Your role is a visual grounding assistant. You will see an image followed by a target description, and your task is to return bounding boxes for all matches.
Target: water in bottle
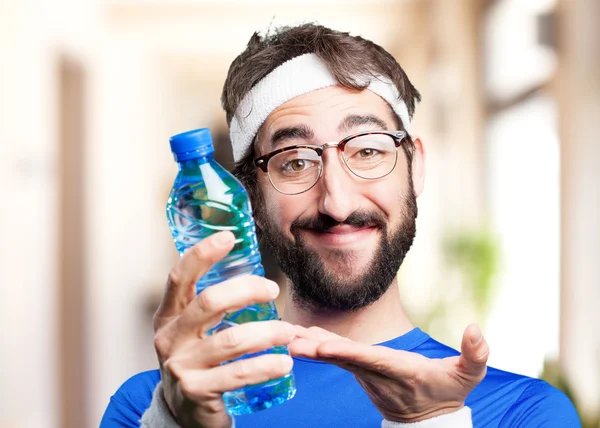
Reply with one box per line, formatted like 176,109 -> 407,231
165,128 -> 296,415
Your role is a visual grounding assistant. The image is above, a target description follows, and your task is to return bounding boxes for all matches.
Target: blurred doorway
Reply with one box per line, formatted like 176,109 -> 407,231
58,55 -> 88,428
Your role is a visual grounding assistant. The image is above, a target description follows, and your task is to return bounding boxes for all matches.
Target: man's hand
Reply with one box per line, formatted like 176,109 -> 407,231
290,325 -> 489,423
153,231 -> 296,428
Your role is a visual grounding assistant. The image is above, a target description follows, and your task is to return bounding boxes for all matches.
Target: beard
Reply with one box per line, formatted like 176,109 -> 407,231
256,186 -> 418,312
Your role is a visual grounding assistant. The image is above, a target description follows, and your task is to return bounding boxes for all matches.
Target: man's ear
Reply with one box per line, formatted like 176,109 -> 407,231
410,136 -> 426,197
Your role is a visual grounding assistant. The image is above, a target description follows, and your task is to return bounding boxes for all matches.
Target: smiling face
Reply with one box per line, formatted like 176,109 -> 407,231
252,86 -> 425,312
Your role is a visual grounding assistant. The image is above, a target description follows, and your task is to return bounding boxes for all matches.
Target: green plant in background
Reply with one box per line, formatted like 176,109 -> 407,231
442,226 -> 500,324
405,225 -> 500,344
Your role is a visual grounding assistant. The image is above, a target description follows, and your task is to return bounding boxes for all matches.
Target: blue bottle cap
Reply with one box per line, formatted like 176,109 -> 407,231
169,128 -> 215,162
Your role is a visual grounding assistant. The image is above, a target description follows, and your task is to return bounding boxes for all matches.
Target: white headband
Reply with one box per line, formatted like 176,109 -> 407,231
229,53 -> 411,162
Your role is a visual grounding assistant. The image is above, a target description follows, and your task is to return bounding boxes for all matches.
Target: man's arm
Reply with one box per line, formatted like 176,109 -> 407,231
140,383 -> 239,428
101,371 -> 161,428
101,395 -> 144,428
498,381 -> 581,427
141,382 -> 469,428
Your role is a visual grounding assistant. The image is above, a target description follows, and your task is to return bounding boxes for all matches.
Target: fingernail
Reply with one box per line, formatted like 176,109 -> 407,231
213,232 -> 234,248
266,280 -> 279,297
281,355 -> 294,371
470,331 -> 483,346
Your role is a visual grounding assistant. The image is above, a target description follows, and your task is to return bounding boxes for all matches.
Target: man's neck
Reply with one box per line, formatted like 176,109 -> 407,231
280,279 -> 414,344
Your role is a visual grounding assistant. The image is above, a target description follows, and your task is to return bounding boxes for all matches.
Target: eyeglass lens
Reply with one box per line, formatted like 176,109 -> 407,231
267,133 -> 398,195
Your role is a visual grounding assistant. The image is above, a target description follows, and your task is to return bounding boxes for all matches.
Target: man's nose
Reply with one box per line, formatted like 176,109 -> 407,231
316,150 -> 359,222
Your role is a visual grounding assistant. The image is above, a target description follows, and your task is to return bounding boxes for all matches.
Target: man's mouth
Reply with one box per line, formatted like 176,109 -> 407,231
303,225 -> 378,247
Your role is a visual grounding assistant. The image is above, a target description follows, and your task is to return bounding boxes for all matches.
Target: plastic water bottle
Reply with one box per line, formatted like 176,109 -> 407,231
165,128 -> 296,415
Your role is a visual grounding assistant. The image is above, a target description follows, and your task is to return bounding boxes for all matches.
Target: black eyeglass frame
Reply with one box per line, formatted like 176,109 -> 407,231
254,130 -> 408,173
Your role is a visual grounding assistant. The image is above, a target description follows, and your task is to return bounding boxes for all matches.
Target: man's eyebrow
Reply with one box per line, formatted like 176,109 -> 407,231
337,114 -> 389,133
269,124 -> 315,150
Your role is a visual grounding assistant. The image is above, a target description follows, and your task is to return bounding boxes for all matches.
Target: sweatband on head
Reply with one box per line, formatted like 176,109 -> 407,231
229,53 -> 411,162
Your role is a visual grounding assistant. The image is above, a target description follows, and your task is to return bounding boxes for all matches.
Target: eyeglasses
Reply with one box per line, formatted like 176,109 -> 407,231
254,130 -> 408,195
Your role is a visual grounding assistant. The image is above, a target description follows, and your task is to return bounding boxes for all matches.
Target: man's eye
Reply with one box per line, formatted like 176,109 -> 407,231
358,148 -> 379,158
282,159 -> 315,172
291,159 -> 305,171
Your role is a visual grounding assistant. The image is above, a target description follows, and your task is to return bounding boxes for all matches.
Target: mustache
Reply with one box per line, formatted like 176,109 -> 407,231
291,211 -> 387,234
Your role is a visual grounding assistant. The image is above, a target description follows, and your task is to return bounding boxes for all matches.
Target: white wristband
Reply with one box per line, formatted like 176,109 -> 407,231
382,407 -> 472,428
140,383 -> 180,427
140,382 -> 236,428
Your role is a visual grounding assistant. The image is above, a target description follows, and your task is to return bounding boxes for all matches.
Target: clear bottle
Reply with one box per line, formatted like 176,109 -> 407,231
165,128 -> 296,415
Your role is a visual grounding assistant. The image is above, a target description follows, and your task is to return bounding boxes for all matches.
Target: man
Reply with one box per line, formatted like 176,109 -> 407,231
101,24 -> 580,427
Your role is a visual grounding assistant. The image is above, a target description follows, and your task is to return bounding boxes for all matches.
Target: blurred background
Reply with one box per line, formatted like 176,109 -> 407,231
1,0 -> 598,426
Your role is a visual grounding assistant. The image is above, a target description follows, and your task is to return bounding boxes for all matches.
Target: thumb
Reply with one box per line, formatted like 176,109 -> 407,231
458,324 -> 489,382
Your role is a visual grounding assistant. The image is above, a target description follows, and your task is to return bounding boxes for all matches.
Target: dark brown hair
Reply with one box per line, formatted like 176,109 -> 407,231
221,24 -> 421,218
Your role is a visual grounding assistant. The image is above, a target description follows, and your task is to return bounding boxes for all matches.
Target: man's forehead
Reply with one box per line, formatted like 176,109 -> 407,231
256,86 -> 395,145
228,54 -> 410,162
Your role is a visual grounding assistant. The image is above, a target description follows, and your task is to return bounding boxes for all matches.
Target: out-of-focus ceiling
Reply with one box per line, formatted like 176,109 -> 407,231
105,1 -> 420,81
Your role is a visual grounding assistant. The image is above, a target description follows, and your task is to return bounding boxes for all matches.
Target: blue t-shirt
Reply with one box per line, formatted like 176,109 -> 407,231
101,328 -> 580,427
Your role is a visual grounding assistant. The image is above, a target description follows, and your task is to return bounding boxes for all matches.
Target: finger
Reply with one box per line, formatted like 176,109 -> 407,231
320,358 -> 389,383
288,337 -> 321,359
172,276 -> 280,339
458,324 -> 489,381
291,348 -> 392,387
200,320 -> 296,366
317,341 -> 424,377
289,325 -> 350,359
180,354 -> 294,399
154,231 -> 235,331
293,325 -> 348,342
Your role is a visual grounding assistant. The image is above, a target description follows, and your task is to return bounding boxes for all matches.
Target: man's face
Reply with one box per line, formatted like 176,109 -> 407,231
253,86 -> 425,312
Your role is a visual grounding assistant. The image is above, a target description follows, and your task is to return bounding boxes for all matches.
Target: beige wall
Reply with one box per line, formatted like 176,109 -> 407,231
1,1 -> 59,426
558,0 -> 600,419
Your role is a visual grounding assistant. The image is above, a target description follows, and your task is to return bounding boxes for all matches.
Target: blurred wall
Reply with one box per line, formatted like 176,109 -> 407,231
558,0 -> 600,419
1,0 -> 598,427
1,1 -> 62,426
